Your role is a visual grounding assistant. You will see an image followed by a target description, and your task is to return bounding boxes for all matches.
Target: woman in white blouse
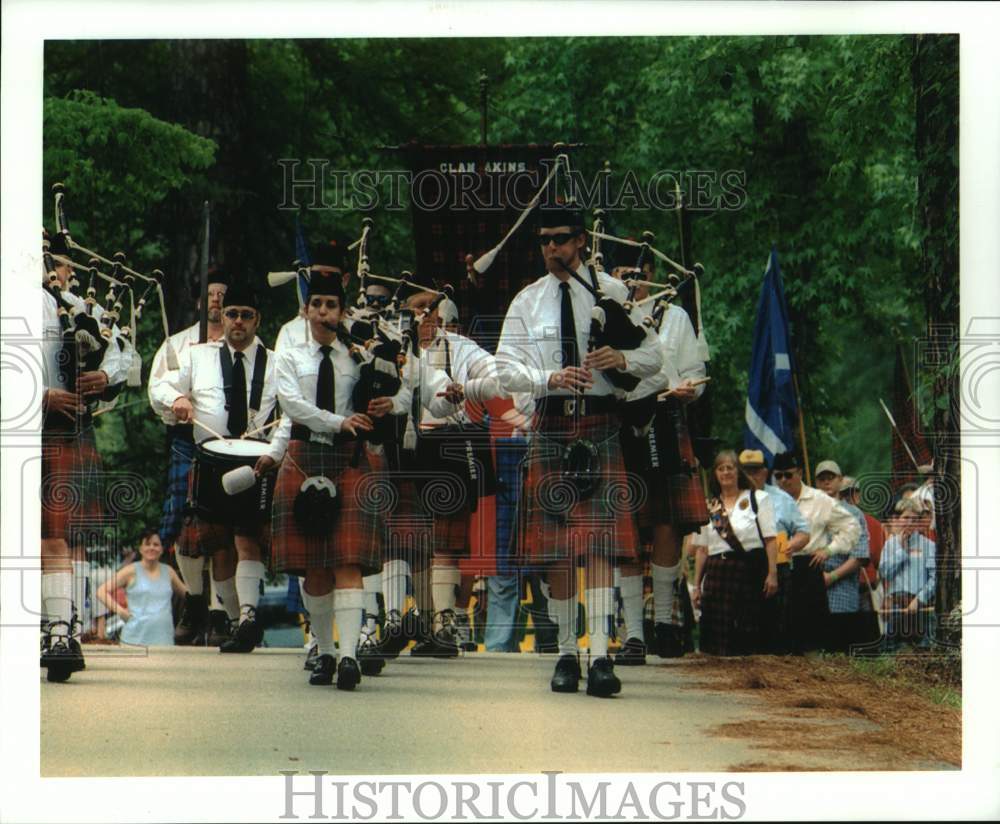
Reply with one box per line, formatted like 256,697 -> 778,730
691,450 -> 778,655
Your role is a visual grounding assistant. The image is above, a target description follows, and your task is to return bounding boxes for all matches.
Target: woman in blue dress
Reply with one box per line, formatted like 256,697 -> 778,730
97,529 -> 188,646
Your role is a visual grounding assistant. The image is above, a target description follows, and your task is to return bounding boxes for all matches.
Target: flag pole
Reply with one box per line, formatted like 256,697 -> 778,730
792,369 -> 812,486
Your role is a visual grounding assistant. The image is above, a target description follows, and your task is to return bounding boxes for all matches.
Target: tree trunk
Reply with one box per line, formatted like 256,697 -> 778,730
912,34 -> 960,648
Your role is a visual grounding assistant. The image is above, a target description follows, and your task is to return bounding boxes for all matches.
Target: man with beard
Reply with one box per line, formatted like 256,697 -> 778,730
162,284 -> 282,652
148,270 -> 228,644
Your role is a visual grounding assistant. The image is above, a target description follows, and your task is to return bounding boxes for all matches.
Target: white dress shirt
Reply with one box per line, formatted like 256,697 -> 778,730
692,489 -> 777,556
274,314 -> 310,354
147,322 -> 207,424
421,329 -> 505,426
42,286 -> 127,391
794,483 -> 862,557
495,266 -> 661,398
626,302 -> 706,401
161,338 -> 278,448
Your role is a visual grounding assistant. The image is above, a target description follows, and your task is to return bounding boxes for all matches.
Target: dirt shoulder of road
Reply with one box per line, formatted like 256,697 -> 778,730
675,652 -> 961,771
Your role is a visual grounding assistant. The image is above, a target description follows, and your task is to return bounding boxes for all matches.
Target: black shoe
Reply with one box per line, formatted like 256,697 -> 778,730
550,653 -> 582,693
358,632 -> 385,676
376,610 -> 410,659
654,622 -> 685,659
411,610 -> 459,658
207,610 -> 233,646
219,611 -> 263,653
303,642 -> 320,671
174,593 -> 208,645
586,656 -> 622,697
614,637 -> 647,666
42,635 -> 84,683
309,654 -> 336,685
455,612 -> 478,652
336,656 -> 362,691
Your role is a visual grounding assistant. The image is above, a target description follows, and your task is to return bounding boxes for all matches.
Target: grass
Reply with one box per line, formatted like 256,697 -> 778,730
842,649 -> 962,708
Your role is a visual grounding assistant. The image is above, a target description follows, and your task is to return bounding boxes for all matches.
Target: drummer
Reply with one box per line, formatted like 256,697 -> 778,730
162,283 -> 282,653
268,270 -> 439,689
406,281 -> 506,657
612,262 -> 709,665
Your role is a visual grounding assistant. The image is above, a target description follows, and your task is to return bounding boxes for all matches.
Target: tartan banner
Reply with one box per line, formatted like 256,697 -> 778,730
401,143 -> 575,352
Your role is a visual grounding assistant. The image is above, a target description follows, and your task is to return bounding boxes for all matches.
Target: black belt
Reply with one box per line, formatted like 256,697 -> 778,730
166,423 -> 194,441
290,423 -> 353,445
716,546 -> 764,561
537,395 -> 620,418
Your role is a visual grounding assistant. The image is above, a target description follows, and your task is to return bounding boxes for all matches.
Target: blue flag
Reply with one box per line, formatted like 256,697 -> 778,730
294,214 -> 310,307
744,249 -> 798,465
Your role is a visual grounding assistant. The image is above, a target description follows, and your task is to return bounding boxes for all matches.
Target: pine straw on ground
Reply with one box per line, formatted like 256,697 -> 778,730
674,653 -> 961,771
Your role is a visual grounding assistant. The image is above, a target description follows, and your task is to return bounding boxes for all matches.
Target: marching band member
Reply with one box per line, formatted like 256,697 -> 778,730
148,269 -> 228,644
406,283 -> 506,656
274,240 -> 351,354
161,284 -> 281,653
41,232 -> 128,681
495,204 -> 662,697
269,270 -> 416,688
612,264 -> 709,665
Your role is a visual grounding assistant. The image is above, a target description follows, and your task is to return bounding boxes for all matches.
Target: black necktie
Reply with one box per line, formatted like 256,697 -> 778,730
228,351 -> 248,436
559,281 -> 579,368
317,345 -> 336,413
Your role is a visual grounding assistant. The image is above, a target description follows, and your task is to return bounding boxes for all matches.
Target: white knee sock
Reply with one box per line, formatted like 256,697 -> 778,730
651,562 -> 682,625
176,555 -> 205,596
214,576 -> 240,621
236,560 -> 266,621
301,589 -> 335,656
548,595 -> 578,657
334,588 -> 364,661
209,571 -> 222,611
362,573 -> 381,632
431,566 -> 461,614
71,560 -> 89,628
42,572 -> 74,638
586,587 -> 614,658
619,574 -> 645,643
382,559 -> 409,619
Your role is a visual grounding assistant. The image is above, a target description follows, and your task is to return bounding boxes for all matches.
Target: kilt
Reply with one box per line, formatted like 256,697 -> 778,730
272,438 -> 381,577
418,422 -> 499,574
158,429 -> 195,550
698,547 -> 768,656
621,400 -> 709,539
41,426 -> 105,545
517,412 -> 640,566
176,460 -> 269,559
787,555 -> 831,653
367,448 -> 428,565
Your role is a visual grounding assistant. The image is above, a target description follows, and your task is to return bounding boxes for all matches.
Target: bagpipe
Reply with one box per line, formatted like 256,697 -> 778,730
42,183 -> 174,418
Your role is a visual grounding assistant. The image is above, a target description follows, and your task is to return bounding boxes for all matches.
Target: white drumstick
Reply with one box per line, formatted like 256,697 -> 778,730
657,377 -> 711,401
243,417 -> 282,438
192,416 -> 227,441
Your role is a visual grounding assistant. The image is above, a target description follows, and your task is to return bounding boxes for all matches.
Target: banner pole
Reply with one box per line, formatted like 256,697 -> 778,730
792,370 -> 811,486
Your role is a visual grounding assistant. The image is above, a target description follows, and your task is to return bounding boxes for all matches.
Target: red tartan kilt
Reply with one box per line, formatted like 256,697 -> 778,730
518,413 -> 640,566
699,548 -> 768,656
271,439 -> 381,576
41,428 -> 105,543
175,463 -> 268,559
459,493 -> 497,576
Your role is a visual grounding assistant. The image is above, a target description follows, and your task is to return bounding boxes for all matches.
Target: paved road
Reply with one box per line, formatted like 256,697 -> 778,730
43,646 -> 869,777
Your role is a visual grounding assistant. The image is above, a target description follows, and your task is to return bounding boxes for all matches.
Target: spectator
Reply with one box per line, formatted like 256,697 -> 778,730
772,452 -> 860,653
880,498 -> 937,650
839,477 -> 886,615
814,461 -> 873,653
97,530 -> 189,647
738,449 -> 810,654
691,450 -> 778,656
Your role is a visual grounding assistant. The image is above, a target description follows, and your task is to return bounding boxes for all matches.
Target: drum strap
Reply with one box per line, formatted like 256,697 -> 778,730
219,344 -> 268,418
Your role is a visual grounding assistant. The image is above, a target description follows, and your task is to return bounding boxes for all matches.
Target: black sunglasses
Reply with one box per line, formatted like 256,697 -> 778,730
366,294 -> 391,307
773,470 -> 798,480
538,232 -> 578,247
224,309 -> 256,321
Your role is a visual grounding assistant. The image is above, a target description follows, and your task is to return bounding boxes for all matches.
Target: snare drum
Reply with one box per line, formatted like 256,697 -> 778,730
192,437 -> 274,525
